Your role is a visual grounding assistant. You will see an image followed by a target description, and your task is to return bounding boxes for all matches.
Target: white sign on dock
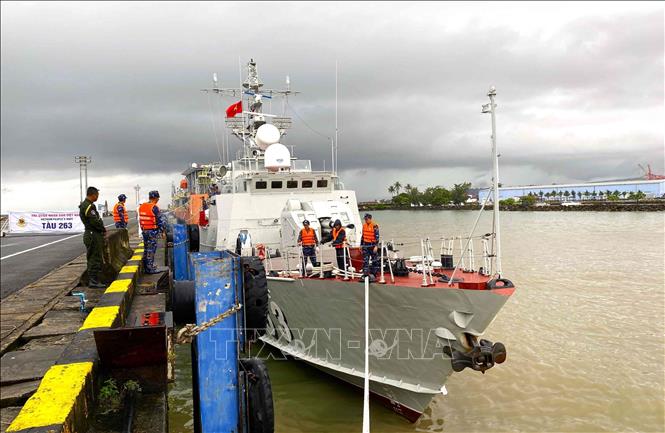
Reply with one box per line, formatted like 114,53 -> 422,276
8,211 -> 84,234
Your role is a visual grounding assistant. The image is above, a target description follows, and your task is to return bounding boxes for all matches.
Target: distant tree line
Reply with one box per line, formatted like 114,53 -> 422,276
522,189 -> 647,202
496,189 -> 649,207
387,181 -> 471,206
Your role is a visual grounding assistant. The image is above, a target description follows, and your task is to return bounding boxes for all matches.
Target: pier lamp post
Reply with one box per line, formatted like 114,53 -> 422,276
74,156 -> 92,202
134,184 -> 141,206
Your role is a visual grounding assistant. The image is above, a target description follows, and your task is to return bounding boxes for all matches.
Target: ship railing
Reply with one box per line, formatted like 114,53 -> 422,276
277,236 -> 493,284
386,234 -> 495,277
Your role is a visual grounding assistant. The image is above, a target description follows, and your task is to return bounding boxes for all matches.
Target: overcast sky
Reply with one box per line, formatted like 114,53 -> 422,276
1,1 -> 663,211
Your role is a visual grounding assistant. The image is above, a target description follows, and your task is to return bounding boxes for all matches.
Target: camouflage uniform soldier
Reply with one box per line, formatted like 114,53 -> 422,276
79,186 -> 107,288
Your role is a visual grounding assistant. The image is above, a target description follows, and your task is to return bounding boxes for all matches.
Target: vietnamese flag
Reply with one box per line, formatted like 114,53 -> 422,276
226,100 -> 242,118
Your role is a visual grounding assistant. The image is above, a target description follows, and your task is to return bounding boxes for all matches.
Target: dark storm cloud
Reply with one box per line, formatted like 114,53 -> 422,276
1,2 -> 663,191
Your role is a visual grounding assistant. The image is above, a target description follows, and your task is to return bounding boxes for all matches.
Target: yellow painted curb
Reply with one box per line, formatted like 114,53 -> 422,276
138,242 -> 144,247
79,306 -> 120,330
130,254 -> 143,261
7,362 -> 93,431
120,265 -> 139,274
134,248 -> 144,253
104,279 -> 133,294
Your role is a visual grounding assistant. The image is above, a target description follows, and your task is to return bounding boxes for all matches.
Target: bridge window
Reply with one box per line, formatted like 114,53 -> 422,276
255,181 -> 267,190
287,180 -> 298,189
302,180 -> 313,188
317,179 -> 328,188
271,181 -> 283,189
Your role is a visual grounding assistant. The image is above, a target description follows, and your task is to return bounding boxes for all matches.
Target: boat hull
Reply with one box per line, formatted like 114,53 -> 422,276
259,276 -> 513,422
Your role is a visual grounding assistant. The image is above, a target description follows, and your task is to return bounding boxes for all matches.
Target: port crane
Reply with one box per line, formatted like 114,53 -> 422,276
638,164 -> 665,180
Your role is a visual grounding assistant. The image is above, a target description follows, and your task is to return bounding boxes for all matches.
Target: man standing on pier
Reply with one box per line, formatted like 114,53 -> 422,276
113,194 -> 129,229
79,186 -> 107,288
138,190 -> 165,274
361,213 -> 380,280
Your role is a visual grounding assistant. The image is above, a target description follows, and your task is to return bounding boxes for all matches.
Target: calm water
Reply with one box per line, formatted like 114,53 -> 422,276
169,210 -> 665,433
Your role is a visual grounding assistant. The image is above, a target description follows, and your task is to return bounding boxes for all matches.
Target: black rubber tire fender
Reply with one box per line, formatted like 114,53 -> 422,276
486,278 -> 515,289
240,256 -> 268,338
172,280 -> 195,325
187,224 -> 200,252
240,358 -> 274,433
165,225 -> 174,267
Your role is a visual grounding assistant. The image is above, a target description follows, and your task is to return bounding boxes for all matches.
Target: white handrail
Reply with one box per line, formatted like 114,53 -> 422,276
379,240 -> 386,284
343,244 -> 350,280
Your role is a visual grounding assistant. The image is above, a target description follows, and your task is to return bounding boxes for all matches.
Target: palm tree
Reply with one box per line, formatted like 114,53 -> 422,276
584,190 -> 590,200
591,191 -> 597,200
557,191 -> 563,201
569,190 -> 576,201
563,190 -> 570,201
635,190 -> 645,203
539,191 -> 544,201
388,185 -> 396,196
393,181 -> 402,195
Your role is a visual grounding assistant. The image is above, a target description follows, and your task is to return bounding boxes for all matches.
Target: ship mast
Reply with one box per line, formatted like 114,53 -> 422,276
483,86 -> 502,276
203,59 -> 297,161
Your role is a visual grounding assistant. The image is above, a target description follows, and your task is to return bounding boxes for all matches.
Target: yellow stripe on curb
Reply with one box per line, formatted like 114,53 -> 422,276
79,306 -> 120,330
7,362 -> 93,431
120,265 -> 139,274
138,242 -> 144,247
130,254 -> 143,261
134,248 -> 144,253
104,279 -> 133,294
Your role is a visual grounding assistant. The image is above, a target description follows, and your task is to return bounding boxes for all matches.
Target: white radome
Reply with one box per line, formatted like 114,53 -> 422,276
264,143 -> 291,171
256,124 -> 281,150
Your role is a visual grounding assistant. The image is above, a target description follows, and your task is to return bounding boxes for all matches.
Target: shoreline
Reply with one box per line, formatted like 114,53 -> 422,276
358,201 -> 665,212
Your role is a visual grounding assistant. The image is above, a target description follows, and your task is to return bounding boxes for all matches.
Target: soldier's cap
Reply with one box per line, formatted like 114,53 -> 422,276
87,186 -> 100,195
118,194 -> 127,201
303,219 -> 310,225
333,219 -> 342,227
364,213 -> 372,219
149,190 -> 160,199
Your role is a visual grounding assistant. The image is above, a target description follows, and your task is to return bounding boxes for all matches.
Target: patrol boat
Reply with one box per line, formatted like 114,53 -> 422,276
182,59 -> 515,422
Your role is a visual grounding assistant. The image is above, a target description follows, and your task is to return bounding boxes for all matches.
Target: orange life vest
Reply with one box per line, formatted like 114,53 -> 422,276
332,227 -> 345,248
139,202 -> 158,230
362,221 -> 378,243
300,227 -> 317,246
113,202 -> 129,223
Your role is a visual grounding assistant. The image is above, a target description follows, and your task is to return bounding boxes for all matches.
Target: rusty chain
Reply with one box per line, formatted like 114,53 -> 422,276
176,303 -> 243,344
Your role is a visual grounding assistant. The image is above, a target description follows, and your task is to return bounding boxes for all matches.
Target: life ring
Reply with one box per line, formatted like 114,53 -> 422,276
256,243 -> 266,261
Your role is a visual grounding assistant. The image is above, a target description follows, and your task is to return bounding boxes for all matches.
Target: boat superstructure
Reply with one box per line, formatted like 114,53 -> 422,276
179,59 -> 515,422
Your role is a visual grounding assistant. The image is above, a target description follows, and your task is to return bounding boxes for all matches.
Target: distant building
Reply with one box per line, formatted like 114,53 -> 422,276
478,179 -> 665,202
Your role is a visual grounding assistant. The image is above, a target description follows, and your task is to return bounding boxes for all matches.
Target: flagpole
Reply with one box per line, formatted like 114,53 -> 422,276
335,60 -> 339,175
239,58 -> 246,152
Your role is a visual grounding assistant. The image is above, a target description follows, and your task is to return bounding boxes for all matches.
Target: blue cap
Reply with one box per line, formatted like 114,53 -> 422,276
303,219 -> 310,225
149,190 -> 160,199
364,213 -> 372,219
118,194 -> 127,201
334,219 -> 342,227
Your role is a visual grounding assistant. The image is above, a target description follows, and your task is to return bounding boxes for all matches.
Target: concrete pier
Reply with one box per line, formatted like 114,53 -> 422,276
0,221 -> 173,433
